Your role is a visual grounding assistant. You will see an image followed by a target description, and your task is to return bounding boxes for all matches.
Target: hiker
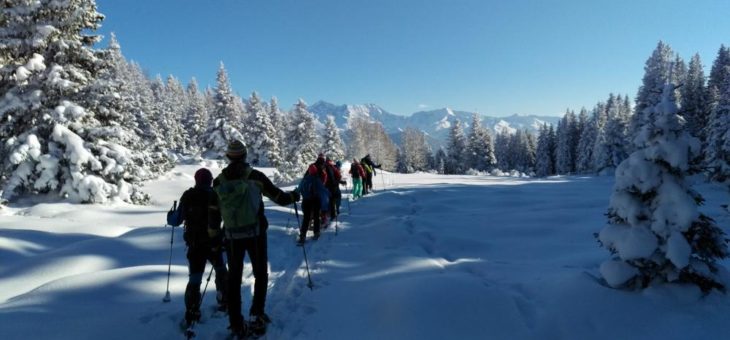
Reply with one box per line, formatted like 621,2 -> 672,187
209,140 -> 300,338
324,157 -> 345,220
334,160 -> 346,215
360,154 -> 381,194
349,159 -> 365,199
167,168 -> 228,327
297,164 -> 330,243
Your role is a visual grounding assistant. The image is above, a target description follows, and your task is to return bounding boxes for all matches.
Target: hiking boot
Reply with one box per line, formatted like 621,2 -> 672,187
249,314 -> 268,336
229,319 -> 248,340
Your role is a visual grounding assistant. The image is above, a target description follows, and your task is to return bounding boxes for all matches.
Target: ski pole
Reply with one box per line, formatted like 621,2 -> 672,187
294,202 -> 314,290
163,200 -> 177,303
185,265 -> 215,339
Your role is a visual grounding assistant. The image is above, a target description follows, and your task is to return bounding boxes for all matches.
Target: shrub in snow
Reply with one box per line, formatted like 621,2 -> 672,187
597,83 -> 728,293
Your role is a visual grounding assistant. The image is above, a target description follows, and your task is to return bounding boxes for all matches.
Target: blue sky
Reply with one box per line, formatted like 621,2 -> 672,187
96,0 -> 730,117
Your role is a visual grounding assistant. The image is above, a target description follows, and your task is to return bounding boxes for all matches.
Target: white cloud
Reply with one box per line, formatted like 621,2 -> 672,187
418,104 -> 429,109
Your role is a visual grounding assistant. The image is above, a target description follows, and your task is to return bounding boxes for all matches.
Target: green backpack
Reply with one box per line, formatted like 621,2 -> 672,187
213,167 -> 262,239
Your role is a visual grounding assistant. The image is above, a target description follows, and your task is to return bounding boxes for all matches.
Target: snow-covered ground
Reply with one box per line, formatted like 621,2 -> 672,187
1,162 -> 729,340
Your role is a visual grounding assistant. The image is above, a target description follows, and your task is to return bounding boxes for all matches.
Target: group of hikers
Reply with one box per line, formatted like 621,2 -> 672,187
166,140 -> 380,339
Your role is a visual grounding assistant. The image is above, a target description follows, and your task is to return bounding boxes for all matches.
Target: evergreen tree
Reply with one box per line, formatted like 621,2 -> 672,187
604,94 -> 630,171
494,130 -> 511,171
555,110 -> 576,174
164,75 -> 188,153
535,124 -> 554,177
707,45 -> 730,100
202,63 -> 244,157
322,115 -> 346,162
0,0 -> 150,203
575,107 -> 597,173
631,41 -> 676,142
681,54 -> 709,143
184,78 -> 208,152
445,119 -> 468,174
467,114 -> 496,172
434,147 -> 447,174
277,99 -> 319,182
245,91 -> 281,166
705,66 -> 730,182
598,83 -> 728,292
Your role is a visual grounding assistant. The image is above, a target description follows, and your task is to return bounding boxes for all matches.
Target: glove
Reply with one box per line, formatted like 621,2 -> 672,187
290,190 -> 301,202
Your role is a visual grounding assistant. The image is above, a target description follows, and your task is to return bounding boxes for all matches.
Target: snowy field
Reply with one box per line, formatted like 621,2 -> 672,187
1,162 -> 730,340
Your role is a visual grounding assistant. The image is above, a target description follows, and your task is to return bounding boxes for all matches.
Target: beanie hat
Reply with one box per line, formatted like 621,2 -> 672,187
194,168 -> 213,187
226,140 -> 247,159
335,160 -> 342,168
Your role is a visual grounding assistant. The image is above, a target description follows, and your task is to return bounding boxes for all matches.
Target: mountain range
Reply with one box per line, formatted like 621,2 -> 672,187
308,100 -> 561,147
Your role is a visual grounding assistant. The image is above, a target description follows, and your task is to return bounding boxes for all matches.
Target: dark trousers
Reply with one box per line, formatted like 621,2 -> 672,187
226,233 -> 268,329
366,173 -> 373,192
300,198 -> 321,237
328,190 -> 341,218
185,246 -> 227,312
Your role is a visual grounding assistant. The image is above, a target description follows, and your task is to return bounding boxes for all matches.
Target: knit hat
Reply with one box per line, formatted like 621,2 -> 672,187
194,168 -> 213,187
226,140 -> 247,160
335,160 -> 342,168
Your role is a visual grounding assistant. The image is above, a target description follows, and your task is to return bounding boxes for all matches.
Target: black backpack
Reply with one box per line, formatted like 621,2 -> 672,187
181,187 -> 211,246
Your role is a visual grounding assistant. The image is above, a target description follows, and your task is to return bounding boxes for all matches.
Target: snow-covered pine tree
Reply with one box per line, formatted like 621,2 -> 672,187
0,0 -> 151,203
201,63 -> 245,158
321,115 -> 346,162
597,82 -> 728,292
276,99 -> 319,182
245,91 -> 281,167
164,75 -> 188,153
681,54 -> 709,143
184,78 -> 208,152
705,65 -> 730,182
434,147 -> 447,174
604,94 -> 630,171
467,113 -> 496,172
631,41 -> 676,144
445,119 -> 468,174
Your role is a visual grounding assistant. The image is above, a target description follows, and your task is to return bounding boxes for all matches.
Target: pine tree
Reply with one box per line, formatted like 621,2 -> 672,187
535,124 -> 554,177
681,54 -> 709,143
598,82 -> 728,292
494,130 -> 511,171
322,115 -> 346,162
631,41 -> 676,142
467,114 -> 496,172
555,110 -> 576,174
277,99 -> 319,182
445,119 -> 468,174
434,147 -> 447,174
0,0 -> 150,203
184,78 -> 208,152
705,66 -> 730,182
245,91 -> 281,166
604,95 -> 629,170
575,107 -> 597,173
202,63 -> 244,157
164,75 -> 188,153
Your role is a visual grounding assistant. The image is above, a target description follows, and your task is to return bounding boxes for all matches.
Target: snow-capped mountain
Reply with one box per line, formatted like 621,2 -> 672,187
308,100 -> 561,147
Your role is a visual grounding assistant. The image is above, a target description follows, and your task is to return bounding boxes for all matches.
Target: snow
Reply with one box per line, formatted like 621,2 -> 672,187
1,163 -> 730,339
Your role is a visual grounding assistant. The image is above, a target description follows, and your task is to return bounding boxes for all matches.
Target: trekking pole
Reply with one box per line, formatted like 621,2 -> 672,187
294,202 -> 314,290
335,215 -> 339,236
185,265 -> 215,339
163,200 -> 177,303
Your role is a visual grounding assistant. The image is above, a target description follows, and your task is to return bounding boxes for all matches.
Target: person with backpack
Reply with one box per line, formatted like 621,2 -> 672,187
297,163 -> 329,244
209,140 -> 300,339
167,168 -> 228,327
360,154 -> 381,194
349,159 -> 365,199
324,156 -> 345,221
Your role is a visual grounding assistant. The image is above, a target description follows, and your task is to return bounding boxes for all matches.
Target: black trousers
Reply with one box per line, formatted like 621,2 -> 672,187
226,231 -> 268,329
300,198 -> 321,237
185,245 -> 227,312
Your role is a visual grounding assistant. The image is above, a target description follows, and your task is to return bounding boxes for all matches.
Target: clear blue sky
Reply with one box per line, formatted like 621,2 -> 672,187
96,0 -> 730,117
